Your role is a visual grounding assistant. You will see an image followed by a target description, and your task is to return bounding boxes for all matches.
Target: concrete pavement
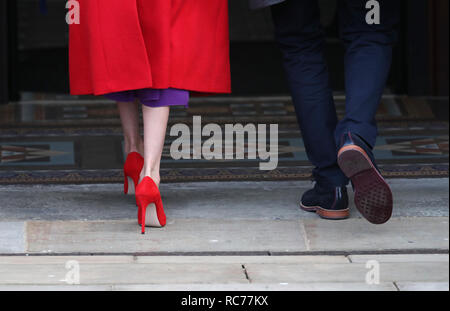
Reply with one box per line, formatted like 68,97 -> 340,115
0,178 -> 448,290
0,179 -> 448,221
0,254 -> 447,291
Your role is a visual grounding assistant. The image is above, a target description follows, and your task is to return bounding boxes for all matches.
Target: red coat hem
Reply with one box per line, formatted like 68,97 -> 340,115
69,1 -> 231,98
70,83 -> 231,97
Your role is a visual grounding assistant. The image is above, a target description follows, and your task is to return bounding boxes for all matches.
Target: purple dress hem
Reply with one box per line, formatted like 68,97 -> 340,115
103,88 -> 189,108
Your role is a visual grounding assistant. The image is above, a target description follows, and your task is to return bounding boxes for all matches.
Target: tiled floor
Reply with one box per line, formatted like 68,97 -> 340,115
0,95 -> 448,184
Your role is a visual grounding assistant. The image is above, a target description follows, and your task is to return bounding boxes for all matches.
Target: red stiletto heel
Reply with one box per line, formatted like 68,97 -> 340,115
123,152 -> 144,195
135,177 -> 166,234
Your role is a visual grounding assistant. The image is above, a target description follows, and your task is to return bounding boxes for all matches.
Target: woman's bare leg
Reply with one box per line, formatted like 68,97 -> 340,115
117,101 -> 144,156
140,105 -> 170,186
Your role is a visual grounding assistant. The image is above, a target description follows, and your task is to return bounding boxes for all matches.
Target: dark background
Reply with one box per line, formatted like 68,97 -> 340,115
0,0 -> 449,113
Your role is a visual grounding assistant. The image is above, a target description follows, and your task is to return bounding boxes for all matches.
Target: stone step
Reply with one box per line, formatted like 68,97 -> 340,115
0,179 -> 448,221
1,217 -> 448,254
0,255 -> 447,290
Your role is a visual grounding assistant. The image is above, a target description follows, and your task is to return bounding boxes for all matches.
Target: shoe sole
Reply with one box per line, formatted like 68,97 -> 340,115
338,145 -> 393,224
300,203 -> 349,220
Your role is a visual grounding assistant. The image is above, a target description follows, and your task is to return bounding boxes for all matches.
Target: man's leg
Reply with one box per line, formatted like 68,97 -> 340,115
336,0 -> 400,147
336,0 -> 400,224
271,0 -> 348,188
271,0 -> 349,220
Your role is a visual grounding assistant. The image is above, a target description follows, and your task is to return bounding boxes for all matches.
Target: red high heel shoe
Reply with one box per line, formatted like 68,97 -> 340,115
136,177 -> 166,234
123,152 -> 144,195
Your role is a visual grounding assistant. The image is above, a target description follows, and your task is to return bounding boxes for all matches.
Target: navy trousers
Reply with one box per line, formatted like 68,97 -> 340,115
271,0 -> 400,187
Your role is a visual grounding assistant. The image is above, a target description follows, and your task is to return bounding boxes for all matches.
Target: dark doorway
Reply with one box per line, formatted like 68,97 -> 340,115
0,0 -> 443,101
0,0 -> 9,105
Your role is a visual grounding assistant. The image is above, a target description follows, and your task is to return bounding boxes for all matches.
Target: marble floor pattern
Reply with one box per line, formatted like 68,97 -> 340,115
0,95 -> 448,184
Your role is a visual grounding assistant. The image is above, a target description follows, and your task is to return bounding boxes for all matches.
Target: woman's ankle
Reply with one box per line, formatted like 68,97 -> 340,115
141,170 -> 161,187
140,168 -> 160,186
124,140 -> 144,156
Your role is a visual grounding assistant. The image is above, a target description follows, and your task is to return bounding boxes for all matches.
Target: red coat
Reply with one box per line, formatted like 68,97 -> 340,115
69,0 -> 231,96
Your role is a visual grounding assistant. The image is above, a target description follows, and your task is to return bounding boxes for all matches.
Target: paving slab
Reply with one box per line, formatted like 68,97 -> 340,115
135,255 -> 349,264
245,262 -> 449,284
0,222 -> 26,253
349,254 -> 449,263
0,255 -> 446,289
0,255 -> 135,265
388,178 -> 449,217
25,219 -> 306,254
0,285 -> 113,291
18,217 -> 450,255
112,282 -> 397,291
0,182 -> 307,221
303,217 -> 449,252
0,263 -> 247,285
0,283 -> 397,291
0,179 -> 448,221
0,255 -> 348,265
396,282 -> 449,291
